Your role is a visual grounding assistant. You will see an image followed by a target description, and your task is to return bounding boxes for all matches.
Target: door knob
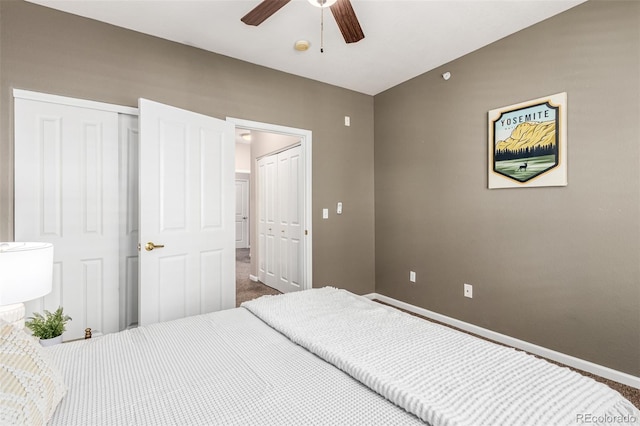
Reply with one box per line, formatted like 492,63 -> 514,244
145,242 -> 165,251
243,216 -> 248,220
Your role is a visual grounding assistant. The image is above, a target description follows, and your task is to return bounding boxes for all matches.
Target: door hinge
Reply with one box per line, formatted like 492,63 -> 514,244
305,230 -> 308,236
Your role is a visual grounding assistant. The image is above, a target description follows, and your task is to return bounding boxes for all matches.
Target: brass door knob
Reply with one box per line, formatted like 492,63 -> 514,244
145,242 -> 165,251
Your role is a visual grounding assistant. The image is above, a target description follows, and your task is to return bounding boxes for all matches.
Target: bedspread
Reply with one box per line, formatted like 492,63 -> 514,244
46,307 -> 424,425
243,287 -> 640,426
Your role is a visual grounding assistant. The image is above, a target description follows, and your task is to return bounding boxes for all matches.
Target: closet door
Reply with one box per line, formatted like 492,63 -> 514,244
257,155 -> 278,288
138,99 -> 235,326
119,114 -> 139,330
276,146 -> 303,292
257,146 -> 302,294
15,98 -> 120,340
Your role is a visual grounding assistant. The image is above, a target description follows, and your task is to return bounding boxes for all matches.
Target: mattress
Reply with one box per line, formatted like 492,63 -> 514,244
46,306 -> 423,425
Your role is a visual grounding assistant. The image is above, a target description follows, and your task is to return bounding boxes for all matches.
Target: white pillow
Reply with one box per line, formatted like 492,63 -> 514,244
0,319 -> 67,425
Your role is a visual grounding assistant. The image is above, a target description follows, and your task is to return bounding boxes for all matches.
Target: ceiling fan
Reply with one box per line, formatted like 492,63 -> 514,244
241,0 -> 365,44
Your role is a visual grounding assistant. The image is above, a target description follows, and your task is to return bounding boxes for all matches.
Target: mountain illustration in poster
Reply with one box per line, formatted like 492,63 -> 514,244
492,101 -> 559,183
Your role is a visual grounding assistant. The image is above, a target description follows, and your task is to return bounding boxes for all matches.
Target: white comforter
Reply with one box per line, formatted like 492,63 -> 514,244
47,307 -> 423,425
243,287 -> 640,426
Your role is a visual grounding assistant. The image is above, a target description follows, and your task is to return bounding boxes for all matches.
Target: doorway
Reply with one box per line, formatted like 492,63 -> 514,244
228,117 -> 313,298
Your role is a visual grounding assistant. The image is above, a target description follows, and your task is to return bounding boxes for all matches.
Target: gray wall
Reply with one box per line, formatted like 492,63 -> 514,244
374,1 -> 640,376
0,0 -> 376,295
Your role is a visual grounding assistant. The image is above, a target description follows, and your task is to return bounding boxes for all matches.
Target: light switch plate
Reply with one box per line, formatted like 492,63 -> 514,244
322,208 -> 329,219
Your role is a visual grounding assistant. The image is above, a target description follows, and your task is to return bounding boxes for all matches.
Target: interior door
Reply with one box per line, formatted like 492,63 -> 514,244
138,99 -> 235,326
235,178 -> 249,249
257,155 -> 277,287
276,146 -> 303,292
119,114 -> 139,330
257,146 -> 302,293
14,98 -> 120,340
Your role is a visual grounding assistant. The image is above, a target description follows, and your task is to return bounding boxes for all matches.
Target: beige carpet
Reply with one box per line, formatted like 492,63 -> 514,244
236,248 -> 280,307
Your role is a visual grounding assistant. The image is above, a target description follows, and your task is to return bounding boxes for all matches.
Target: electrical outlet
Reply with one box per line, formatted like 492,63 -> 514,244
464,283 -> 473,298
409,271 -> 416,283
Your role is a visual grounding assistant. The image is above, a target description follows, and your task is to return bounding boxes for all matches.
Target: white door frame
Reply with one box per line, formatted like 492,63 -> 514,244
227,117 -> 312,291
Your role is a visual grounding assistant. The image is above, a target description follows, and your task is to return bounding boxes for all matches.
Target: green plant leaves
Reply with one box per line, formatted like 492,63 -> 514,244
25,306 -> 72,340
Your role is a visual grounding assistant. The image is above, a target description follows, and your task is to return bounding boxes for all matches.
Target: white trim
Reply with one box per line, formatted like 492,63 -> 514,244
227,117 -> 313,292
13,89 -> 138,116
249,274 -> 259,282
364,292 -> 640,389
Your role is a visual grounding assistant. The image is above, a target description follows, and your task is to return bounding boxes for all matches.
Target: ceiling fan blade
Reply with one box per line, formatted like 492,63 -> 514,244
241,0 -> 292,26
330,0 -> 365,44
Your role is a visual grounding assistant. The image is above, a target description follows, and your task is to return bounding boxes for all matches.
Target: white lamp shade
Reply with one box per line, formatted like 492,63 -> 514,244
0,242 -> 54,306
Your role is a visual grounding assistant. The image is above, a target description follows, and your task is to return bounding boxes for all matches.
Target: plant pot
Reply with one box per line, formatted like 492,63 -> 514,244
39,335 -> 62,347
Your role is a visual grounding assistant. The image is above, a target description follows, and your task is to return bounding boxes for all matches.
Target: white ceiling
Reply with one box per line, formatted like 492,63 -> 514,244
27,0 -> 586,96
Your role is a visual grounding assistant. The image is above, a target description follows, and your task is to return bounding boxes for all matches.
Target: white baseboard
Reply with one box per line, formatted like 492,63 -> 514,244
362,292 -> 640,389
249,274 -> 258,282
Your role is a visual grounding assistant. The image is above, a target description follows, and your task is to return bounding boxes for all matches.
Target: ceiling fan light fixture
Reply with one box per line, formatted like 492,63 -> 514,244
294,40 -> 311,51
308,0 -> 337,8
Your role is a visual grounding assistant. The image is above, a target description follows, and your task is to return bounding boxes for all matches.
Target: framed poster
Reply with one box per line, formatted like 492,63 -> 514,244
488,92 -> 567,189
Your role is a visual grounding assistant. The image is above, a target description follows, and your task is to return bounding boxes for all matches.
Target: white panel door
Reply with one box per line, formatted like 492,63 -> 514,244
15,98 -> 120,340
138,99 -> 235,326
257,159 -> 267,282
276,146 -> 303,292
235,178 -> 249,249
257,146 -> 302,294
119,114 -> 139,330
257,155 -> 277,288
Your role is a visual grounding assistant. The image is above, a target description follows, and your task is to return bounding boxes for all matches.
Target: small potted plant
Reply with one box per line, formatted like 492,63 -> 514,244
25,307 -> 72,347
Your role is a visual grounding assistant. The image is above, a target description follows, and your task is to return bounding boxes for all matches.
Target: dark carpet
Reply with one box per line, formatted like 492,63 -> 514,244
236,248 -> 280,307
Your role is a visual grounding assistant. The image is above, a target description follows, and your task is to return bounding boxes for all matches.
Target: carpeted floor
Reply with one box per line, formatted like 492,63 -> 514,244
236,248 -> 281,307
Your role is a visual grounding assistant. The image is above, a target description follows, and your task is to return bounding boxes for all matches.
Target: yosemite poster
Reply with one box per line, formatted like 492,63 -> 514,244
488,93 -> 567,189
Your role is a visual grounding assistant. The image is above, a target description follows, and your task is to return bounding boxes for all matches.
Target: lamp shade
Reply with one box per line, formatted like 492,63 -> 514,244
0,242 -> 53,306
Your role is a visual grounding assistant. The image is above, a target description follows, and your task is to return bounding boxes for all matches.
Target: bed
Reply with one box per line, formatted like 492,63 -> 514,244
2,287 -> 639,425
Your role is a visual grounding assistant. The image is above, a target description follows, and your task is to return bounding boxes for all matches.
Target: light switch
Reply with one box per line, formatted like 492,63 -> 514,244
322,208 -> 329,219
337,202 -> 343,215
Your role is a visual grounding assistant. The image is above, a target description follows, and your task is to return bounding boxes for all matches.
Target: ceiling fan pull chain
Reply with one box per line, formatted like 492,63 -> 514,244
320,7 -> 324,53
